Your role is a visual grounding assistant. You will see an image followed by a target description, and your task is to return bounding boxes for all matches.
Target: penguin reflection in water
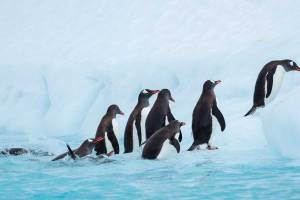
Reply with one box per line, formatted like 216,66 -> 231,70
245,59 -> 300,116
142,120 -> 185,160
94,105 -> 124,156
188,80 -> 225,151
52,136 -> 104,161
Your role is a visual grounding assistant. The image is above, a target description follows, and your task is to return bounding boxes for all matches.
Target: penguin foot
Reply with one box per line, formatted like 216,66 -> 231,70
207,144 -> 218,150
107,151 -> 114,157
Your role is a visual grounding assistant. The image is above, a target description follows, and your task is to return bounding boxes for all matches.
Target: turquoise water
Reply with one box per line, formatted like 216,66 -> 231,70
1,134 -> 300,200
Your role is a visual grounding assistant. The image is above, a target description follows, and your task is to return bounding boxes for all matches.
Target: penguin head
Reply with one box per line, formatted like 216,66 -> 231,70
82,136 -> 104,150
203,80 -> 221,91
167,120 -> 186,134
158,89 -> 175,102
107,104 -> 125,118
282,59 -> 300,72
138,89 -> 160,101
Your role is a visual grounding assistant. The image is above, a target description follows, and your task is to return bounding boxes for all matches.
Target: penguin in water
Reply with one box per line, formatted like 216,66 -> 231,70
145,89 -> 182,142
52,136 -> 104,161
142,120 -> 185,160
188,80 -> 225,151
0,148 -> 28,156
0,148 -> 53,156
94,104 -> 124,156
124,89 -> 159,153
245,59 -> 300,116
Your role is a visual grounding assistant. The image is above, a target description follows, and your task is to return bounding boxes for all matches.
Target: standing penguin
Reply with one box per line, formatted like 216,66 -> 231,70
145,89 -> 182,142
52,136 -> 104,161
124,89 -> 159,153
188,80 -> 225,151
245,59 -> 300,116
94,105 -> 124,156
142,120 -> 185,160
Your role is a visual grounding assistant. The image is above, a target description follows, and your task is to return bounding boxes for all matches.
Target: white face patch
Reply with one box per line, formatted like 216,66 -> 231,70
142,90 -> 148,94
290,61 -> 294,66
88,139 -> 93,142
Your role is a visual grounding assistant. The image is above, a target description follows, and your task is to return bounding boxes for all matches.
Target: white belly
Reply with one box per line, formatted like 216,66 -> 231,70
132,120 -> 139,149
265,66 -> 285,104
165,116 -> 169,126
141,107 -> 151,143
156,139 -> 178,160
104,132 -> 114,153
112,119 -> 119,140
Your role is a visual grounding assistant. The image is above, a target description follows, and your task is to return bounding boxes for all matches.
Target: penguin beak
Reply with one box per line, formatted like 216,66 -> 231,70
93,136 -> 104,144
214,80 -> 221,85
295,67 -> 300,71
169,96 -> 175,102
146,89 -> 160,94
119,111 -> 125,115
180,122 -> 186,126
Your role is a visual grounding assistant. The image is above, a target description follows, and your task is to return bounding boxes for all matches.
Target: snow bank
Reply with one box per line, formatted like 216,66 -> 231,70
261,86 -> 300,160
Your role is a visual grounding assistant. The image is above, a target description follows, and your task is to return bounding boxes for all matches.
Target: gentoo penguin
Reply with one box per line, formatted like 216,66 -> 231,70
142,120 -> 185,160
145,89 -> 182,142
124,89 -> 159,153
188,80 -> 225,151
94,104 -> 124,156
52,136 -> 104,161
245,59 -> 300,116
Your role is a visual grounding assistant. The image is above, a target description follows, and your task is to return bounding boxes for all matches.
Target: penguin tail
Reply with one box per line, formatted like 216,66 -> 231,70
244,106 -> 256,117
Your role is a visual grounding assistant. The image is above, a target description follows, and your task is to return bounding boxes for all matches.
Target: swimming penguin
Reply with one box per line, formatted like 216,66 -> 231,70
52,136 -> 104,161
94,104 -> 124,156
245,59 -> 300,116
142,120 -> 185,160
0,148 -> 53,156
124,89 -> 159,153
0,148 -> 28,156
188,80 -> 225,151
145,89 -> 182,142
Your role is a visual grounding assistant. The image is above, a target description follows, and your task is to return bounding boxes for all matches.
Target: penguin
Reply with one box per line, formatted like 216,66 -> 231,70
124,89 -> 159,153
0,148 -> 53,156
142,120 -> 185,160
188,80 -> 225,151
51,136 -> 104,161
245,59 -> 300,116
0,148 -> 28,156
94,104 -> 124,156
145,89 -> 182,142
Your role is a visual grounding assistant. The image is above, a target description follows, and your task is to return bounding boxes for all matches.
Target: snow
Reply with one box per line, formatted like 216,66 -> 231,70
0,1 -> 300,159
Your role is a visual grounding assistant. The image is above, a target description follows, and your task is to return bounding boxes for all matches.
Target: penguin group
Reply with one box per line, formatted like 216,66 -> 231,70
2,59 -> 300,161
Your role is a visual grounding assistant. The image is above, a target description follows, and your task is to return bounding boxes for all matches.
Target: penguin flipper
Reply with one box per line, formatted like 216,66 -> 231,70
212,101 -> 226,131
66,144 -> 77,160
52,152 -> 68,161
170,138 -> 180,153
108,124 -> 120,154
244,106 -> 257,117
266,67 -> 276,98
167,107 -> 182,142
135,113 -> 142,145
